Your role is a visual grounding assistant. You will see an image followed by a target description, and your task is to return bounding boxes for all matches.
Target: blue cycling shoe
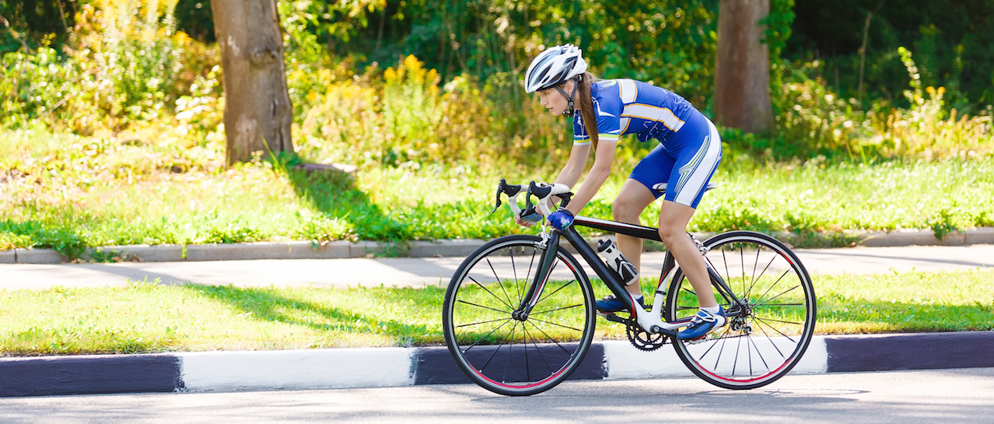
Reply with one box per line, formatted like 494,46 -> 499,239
677,306 -> 727,340
596,294 -> 645,313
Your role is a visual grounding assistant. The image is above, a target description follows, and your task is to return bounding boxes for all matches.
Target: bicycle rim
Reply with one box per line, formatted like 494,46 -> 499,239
666,231 -> 817,389
442,235 -> 596,396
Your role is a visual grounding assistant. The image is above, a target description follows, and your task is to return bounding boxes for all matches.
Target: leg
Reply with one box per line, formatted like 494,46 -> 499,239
612,179 -> 656,297
657,200 -> 716,308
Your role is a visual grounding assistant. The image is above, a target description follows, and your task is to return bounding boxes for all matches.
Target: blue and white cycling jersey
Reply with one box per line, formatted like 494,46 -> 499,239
572,79 -> 697,146
570,78 -> 721,208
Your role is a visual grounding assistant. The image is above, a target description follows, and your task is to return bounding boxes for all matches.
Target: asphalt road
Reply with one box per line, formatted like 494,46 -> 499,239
1,244 -> 992,290
1,368 -> 992,423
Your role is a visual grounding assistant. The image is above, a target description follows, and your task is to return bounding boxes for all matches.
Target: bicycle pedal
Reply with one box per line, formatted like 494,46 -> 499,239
683,333 -> 719,345
597,312 -> 628,324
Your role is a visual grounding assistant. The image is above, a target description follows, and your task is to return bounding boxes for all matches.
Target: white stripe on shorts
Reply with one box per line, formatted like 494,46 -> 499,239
674,118 -> 722,207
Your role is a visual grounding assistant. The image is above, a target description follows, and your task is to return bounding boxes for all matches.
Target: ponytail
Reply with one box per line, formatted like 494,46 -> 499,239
575,72 -> 600,151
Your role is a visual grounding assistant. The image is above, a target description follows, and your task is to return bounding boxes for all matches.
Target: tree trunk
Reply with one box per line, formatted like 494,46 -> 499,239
211,0 -> 294,166
714,0 -> 773,134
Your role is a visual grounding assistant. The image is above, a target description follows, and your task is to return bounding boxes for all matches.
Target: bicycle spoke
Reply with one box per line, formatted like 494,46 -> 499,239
526,315 -> 585,333
457,294 -> 511,315
739,243 -> 746,297
665,232 -> 816,389
752,315 -> 804,326
753,323 -> 788,359
461,318 -> 514,353
509,247 -> 523,304
485,258 -> 516,308
537,279 -> 577,304
731,330 -> 743,376
524,319 -> 576,356
746,252 -> 778,301
524,332 -> 556,378
468,275 -> 514,311
751,315 -> 800,344
531,303 -> 584,316
498,324 -> 518,383
525,247 -> 537,302
697,325 -> 732,362
750,247 -> 761,299
720,247 -> 732,296
753,284 -> 801,308
455,315 -> 514,329
520,325 -> 535,383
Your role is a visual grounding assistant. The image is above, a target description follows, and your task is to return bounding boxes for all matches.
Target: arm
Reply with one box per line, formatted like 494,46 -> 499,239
561,138 -> 617,216
514,144 -> 590,227
554,143 -> 592,189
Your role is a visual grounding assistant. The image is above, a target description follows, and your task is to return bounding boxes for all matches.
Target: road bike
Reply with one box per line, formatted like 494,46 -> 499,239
442,180 -> 817,396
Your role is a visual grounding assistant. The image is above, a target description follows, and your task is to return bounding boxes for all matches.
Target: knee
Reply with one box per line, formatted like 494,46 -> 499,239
657,221 -> 682,245
612,198 -> 641,223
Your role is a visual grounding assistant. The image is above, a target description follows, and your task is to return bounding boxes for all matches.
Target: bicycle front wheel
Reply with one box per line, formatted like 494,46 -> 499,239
442,234 -> 596,396
666,231 -> 817,390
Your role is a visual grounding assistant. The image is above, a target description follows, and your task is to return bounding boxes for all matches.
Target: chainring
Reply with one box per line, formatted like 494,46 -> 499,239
625,318 -> 668,351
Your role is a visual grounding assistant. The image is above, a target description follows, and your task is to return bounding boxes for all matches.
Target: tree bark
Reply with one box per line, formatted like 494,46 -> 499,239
211,0 -> 294,166
714,0 -> 773,134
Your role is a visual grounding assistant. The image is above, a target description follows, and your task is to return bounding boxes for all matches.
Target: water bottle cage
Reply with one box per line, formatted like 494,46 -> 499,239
597,239 -> 639,286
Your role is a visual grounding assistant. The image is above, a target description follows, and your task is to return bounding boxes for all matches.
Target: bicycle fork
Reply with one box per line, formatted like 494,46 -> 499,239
512,231 -> 560,321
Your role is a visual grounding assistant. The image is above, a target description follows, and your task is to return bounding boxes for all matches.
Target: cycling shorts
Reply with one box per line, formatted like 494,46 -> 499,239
628,112 -> 722,209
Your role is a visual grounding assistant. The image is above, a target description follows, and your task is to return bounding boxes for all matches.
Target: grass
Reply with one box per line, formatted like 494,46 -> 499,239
3,125 -> 994,258
1,268 -> 991,356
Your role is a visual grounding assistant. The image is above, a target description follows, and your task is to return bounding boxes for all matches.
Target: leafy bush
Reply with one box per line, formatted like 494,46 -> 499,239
293,54 -> 574,171
764,48 -> 994,161
1,0 -> 221,139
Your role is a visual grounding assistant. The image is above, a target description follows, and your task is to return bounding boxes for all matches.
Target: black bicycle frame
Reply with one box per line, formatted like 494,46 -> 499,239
514,215 -> 744,321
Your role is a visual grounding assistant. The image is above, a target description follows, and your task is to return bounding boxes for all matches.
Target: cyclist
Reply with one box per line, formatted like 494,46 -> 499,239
518,44 -> 724,340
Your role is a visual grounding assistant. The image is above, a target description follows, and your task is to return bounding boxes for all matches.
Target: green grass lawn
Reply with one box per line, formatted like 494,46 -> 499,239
1,268 -> 991,356
3,126 -> 994,257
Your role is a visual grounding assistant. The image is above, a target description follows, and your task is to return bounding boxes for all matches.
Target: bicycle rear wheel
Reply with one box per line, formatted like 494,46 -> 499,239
442,234 -> 596,396
665,231 -> 817,390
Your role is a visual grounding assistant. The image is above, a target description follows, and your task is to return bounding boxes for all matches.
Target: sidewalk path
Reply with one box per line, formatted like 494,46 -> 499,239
1,243 -> 993,398
1,244 -> 992,290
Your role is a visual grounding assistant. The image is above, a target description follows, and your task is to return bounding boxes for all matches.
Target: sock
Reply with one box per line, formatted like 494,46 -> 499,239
701,305 -> 720,315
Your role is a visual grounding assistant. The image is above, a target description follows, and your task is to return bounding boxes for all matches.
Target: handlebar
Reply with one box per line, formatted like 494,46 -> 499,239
492,179 -> 573,220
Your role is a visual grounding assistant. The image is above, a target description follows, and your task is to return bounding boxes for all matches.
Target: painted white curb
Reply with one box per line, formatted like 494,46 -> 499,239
178,348 -> 414,392
602,337 -> 828,380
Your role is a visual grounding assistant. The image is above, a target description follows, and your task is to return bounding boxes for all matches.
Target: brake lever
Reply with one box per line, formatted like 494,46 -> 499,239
492,179 -> 506,214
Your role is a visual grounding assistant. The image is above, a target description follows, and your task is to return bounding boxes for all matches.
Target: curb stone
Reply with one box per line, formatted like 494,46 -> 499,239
2,228 -> 993,264
1,331 -> 992,397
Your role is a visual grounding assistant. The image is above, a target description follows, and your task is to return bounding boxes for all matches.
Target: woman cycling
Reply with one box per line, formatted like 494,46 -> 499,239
520,44 -> 724,340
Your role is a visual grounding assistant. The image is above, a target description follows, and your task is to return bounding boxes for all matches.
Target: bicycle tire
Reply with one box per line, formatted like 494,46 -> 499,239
442,234 -> 597,396
665,231 -> 817,390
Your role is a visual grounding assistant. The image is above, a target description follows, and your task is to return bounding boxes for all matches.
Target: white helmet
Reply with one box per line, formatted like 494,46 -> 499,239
524,44 -> 588,93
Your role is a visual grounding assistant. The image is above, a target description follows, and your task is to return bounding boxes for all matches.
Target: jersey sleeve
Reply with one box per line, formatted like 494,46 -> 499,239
596,102 -> 621,144
572,96 -> 622,146
572,112 -> 591,146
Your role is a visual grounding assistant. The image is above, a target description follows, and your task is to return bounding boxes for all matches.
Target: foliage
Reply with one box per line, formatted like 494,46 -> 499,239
1,0 -> 220,136
3,121 -> 994,256
336,0 -> 725,109
785,0 -> 994,113
293,54 -> 571,170
2,0 -> 994,257
764,49 -> 994,161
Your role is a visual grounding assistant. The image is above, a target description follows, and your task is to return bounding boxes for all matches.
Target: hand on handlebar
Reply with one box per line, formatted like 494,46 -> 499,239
547,208 -> 574,231
494,179 -> 573,228
514,206 -> 543,227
